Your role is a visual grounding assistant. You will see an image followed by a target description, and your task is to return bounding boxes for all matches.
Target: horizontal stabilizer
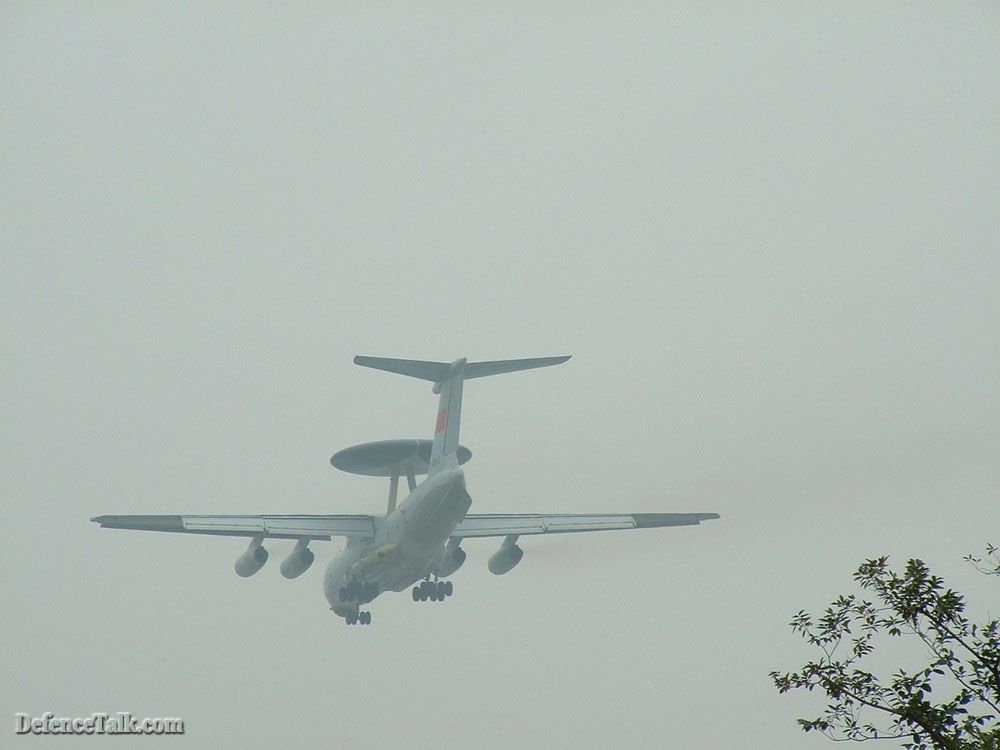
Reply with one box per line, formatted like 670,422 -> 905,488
464,356 -> 571,379
353,355 -> 571,383
353,357 -> 449,382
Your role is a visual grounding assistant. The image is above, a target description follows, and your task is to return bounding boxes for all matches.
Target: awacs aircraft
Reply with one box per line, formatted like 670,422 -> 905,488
92,356 -> 720,625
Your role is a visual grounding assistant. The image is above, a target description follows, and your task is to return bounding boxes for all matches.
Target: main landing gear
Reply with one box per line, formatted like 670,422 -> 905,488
412,579 -> 453,602
345,610 -> 371,626
338,580 -> 379,604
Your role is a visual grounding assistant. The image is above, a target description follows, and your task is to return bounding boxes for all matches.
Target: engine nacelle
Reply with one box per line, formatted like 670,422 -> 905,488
235,541 -> 268,578
488,538 -> 523,575
280,543 -> 315,579
437,546 -> 467,578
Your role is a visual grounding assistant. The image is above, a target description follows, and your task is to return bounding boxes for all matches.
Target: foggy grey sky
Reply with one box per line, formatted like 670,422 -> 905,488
3,3 -> 999,748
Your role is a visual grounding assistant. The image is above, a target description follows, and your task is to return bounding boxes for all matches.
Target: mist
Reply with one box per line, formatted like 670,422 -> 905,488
3,3 -> 998,747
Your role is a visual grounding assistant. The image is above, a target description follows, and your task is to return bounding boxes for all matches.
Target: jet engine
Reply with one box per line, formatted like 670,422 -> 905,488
280,540 -> 315,579
437,542 -> 466,578
487,534 -> 523,575
234,537 -> 268,577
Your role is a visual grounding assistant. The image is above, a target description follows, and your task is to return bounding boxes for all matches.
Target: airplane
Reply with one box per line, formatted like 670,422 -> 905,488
92,355 -> 720,625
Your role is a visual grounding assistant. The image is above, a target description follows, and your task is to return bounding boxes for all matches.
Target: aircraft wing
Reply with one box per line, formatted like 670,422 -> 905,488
90,514 -> 376,540
451,512 -> 719,538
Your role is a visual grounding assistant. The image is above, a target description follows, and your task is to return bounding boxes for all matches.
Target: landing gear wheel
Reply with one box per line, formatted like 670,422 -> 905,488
412,586 -> 420,602
443,580 -> 453,597
359,611 -> 371,625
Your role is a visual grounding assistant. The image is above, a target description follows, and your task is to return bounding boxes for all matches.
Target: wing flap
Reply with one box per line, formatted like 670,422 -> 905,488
451,512 -> 719,538
91,514 -> 376,540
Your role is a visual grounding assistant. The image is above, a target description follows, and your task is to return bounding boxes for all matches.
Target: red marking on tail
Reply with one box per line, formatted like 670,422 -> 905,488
435,409 -> 448,434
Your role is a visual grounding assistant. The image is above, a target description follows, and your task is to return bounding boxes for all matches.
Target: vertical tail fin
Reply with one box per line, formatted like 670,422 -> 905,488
353,355 -> 571,475
429,359 -> 465,474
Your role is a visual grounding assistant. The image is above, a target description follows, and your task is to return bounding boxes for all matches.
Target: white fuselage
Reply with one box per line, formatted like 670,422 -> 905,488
323,466 -> 471,616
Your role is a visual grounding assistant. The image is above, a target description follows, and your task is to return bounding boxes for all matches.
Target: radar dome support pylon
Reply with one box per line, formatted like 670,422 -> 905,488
330,439 -> 472,516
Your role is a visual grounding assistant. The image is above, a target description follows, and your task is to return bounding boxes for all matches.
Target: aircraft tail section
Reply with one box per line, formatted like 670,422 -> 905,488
354,355 -> 571,476
462,356 -> 572,379
352,356 -> 447,382
352,355 -> 571,383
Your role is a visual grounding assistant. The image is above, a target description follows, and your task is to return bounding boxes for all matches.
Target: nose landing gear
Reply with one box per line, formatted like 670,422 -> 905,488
345,610 -> 372,626
338,579 -> 378,625
338,579 -> 379,604
412,579 -> 453,602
